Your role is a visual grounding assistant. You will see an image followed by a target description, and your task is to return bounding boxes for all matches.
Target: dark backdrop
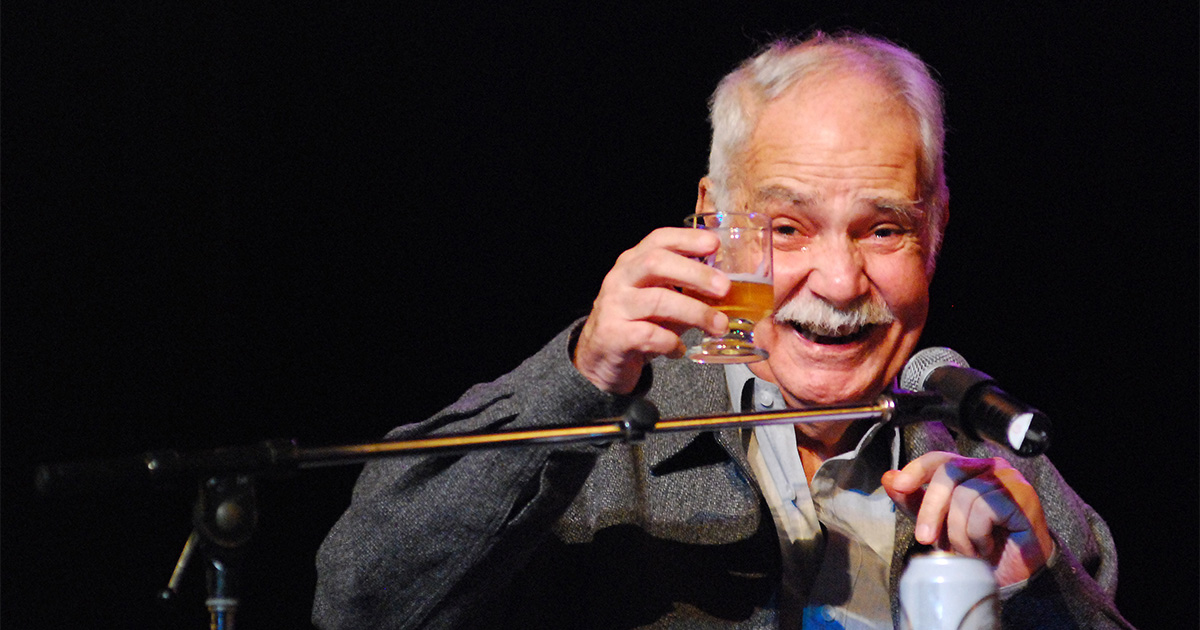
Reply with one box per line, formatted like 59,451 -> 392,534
3,3 -> 1196,628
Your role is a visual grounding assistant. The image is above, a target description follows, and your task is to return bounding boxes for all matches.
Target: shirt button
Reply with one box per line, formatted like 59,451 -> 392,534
820,606 -> 836,622
756,391 -> 775,408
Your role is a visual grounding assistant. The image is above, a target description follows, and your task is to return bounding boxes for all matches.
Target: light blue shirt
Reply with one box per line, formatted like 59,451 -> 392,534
725,364 -> 900,629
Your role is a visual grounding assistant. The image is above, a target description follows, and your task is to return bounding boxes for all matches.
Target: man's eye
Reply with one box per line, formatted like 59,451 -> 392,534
774,225 -> 799,236
872,226 -> 905,238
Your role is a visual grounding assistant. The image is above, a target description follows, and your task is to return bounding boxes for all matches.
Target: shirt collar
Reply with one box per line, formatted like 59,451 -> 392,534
723,364 -> 900,468
724,363 -> 788,413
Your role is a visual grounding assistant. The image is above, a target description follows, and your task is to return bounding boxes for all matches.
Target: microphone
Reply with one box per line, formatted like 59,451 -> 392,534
900,347 -> 1052,457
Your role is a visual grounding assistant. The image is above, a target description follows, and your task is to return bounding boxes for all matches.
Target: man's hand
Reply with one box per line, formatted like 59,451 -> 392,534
573,227 -> 731,394
881,452 -> 1056,587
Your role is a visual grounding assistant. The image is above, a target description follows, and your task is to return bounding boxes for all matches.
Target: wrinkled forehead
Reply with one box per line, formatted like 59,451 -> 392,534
748,74 -> 921,165
735,69 -> 926,197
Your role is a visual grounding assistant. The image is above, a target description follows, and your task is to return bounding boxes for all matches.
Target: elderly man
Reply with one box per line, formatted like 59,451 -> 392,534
313,33 -> 1131,629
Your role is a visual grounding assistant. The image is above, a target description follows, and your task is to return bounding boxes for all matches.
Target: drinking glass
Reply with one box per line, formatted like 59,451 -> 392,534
683,211 -> 773,363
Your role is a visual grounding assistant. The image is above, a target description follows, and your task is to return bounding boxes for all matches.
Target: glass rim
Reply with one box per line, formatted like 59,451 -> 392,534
683,211 -> 770,227
683,211 -> 767,218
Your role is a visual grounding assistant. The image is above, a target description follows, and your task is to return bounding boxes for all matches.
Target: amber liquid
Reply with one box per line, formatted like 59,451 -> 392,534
689,277 -> 774,325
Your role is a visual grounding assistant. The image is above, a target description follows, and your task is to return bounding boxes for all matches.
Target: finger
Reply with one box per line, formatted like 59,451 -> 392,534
966,467 -> 1033,538
583,312 -> 691,359
641,225 -> 723,257
886,451 -> 960,492
985,465 -> 1053,562
913,457 -> 993,546
611,231 -> 729,298
965,486 -> 1023,562
883,453 -> 960,524
886,451 -> 962,538
990,464 -> 1040,530
946,475 -> 996,558
881,469 -> 925,518
621,287 -> 728,336
623,249 -> 730,298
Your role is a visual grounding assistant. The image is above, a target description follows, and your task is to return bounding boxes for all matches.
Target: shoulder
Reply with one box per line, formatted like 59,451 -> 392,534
644,352 -> 729,418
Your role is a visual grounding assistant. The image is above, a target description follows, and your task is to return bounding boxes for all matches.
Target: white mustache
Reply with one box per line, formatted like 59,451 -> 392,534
773,294 -> 894,337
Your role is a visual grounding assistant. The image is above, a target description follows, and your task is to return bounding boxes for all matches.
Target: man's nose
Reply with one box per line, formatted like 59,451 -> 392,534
807,237 -> 869,308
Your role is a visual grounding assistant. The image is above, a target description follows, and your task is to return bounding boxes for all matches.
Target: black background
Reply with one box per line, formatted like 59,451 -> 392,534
3,3 -> 1196,628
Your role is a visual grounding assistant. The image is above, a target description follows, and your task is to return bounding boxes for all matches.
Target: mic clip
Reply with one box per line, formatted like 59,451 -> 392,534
885,391 -> 959,427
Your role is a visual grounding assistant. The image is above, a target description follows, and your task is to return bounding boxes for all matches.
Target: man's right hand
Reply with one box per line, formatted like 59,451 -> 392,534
572,227 -> 732,394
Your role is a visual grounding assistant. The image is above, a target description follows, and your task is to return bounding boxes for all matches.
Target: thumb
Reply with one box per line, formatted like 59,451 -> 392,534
881,469 -> 924,518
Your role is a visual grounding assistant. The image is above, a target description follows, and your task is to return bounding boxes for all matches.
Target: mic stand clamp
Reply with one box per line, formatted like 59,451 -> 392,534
160,474 -> 259,630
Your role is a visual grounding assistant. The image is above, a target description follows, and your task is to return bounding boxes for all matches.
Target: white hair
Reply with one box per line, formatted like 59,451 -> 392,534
707,32 -> 949,274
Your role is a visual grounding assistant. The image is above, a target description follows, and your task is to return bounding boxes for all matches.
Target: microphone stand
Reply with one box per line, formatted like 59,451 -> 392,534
292,391 -> 946,468
35,391 -> 952,628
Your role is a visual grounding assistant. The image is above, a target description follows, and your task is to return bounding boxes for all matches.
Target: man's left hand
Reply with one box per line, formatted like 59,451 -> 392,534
881,452 -> 1056,587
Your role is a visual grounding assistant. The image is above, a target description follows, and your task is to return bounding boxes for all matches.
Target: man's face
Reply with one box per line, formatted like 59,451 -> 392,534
721,73 -> 932,407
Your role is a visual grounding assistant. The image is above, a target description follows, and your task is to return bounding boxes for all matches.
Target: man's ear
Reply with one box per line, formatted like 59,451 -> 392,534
695,177 -> 718,213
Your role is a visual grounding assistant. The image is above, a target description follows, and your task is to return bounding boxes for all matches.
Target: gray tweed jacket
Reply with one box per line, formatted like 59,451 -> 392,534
313,323 -> 1132,629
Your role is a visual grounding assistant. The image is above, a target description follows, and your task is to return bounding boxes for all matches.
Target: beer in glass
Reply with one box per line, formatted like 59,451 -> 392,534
683,212 -> 773,363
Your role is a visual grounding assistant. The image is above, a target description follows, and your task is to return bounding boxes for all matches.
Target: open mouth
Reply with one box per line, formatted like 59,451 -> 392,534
789,322 -> 878,345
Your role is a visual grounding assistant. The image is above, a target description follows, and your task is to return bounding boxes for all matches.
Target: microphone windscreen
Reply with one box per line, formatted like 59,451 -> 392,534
900,346 -> 969,392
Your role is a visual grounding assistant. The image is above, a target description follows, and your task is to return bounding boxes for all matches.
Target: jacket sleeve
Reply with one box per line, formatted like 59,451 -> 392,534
311,322 -> 638,629
961,438 -> 1135,629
